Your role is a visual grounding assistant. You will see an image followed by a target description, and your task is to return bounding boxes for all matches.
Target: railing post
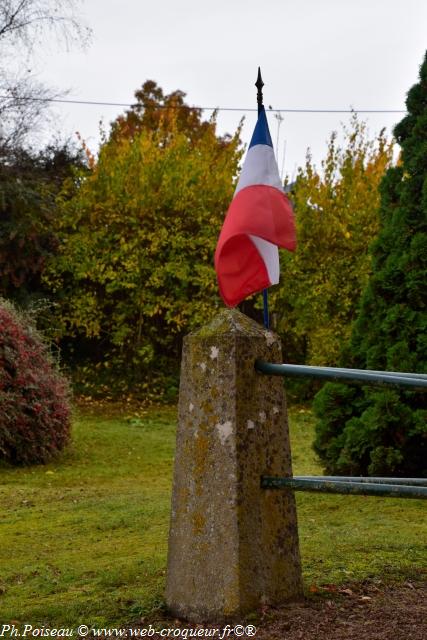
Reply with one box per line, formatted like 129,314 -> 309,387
166,308 -> 303,621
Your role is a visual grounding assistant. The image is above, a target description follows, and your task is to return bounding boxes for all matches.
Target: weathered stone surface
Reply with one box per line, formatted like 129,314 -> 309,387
166,308 -> 303,622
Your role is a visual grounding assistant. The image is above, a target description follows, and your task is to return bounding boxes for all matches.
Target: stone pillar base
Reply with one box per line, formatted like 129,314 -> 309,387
166,309 -> 302,621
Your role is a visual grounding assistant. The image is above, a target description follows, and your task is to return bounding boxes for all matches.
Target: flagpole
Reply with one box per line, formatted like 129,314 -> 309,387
256,67 -> 270,330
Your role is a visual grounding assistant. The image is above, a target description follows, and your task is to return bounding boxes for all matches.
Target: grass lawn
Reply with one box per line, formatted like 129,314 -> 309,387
0,403 -> 425,625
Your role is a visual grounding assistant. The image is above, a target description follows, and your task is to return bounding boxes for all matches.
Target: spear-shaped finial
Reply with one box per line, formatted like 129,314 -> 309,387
255,67 -> 264,116
255,67 -> 270,329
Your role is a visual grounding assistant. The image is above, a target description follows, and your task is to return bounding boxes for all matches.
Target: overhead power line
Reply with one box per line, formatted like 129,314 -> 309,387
0,95 -> 406,114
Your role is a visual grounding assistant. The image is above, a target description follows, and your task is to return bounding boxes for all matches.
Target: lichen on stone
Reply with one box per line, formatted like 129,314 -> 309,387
192,308 -> 272,338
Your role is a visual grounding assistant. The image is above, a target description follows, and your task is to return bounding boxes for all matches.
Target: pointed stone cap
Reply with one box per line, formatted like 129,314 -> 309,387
191,308 -> 276,339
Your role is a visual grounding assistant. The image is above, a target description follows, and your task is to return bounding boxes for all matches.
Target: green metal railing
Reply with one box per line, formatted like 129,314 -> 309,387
255,360 -> 427,390
298,475 -> 427,486
261,476 -> 427,499
256,359 -> 427,498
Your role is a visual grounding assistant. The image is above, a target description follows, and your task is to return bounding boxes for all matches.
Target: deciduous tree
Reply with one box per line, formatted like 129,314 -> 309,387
0,0 -> 90,147
0,142 -> 85,307
44,88 -> 242,397
271,116 -> 393,367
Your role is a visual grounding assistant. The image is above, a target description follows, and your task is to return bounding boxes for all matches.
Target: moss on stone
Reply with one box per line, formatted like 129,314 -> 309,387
192,308 -> 267,338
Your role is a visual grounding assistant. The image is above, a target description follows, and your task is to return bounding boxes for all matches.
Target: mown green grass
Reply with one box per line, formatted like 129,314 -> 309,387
0,406 -> 175,625
0,404 -> 425,625
290,407 -> 426,587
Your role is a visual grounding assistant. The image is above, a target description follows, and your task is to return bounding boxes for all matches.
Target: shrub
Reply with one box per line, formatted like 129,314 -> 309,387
313,383 -> 425,476
0,298 -> 71,465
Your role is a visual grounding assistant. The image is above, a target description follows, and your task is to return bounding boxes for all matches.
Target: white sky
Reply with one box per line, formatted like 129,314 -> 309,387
35,0 -> 427,176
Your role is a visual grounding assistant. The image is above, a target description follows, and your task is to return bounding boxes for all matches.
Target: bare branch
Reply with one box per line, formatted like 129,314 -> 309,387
0,0 -> 91,147
0,0 -> 91,50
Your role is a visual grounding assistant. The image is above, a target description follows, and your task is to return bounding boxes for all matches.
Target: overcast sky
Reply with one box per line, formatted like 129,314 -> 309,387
37,0 -> 427,177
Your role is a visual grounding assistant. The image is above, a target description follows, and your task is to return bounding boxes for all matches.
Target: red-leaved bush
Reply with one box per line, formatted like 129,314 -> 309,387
0,299 -> 71,465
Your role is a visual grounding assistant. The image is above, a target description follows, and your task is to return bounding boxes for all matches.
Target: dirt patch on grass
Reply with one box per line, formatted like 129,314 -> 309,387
251,579 -> 426,640
130,579 -> 426,640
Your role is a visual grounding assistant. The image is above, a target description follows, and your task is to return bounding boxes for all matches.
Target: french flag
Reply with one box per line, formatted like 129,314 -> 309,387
214,107 -> 296,308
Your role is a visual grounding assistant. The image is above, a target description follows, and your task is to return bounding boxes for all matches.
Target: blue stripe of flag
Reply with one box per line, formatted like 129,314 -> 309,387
249,107 -> 273,149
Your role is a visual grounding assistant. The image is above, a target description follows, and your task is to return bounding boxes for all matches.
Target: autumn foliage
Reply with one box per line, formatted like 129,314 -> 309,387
43,82 -> 242,397
1,81 -> 401,403
272,116 -> 394,367
0,299 -> 71,465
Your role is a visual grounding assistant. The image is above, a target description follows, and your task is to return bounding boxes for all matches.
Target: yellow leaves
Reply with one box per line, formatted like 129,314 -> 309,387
275,116 -> 394,366
45,101 -> 242,387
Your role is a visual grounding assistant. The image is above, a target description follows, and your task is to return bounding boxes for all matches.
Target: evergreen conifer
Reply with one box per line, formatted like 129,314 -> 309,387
313,52 -> 427,477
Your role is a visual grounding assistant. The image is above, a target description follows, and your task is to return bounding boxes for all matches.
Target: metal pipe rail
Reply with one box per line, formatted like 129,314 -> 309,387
329,368 -> 427,380
298,475 -> 427,486
255,360 -> 427,389
261,476 -> 427,499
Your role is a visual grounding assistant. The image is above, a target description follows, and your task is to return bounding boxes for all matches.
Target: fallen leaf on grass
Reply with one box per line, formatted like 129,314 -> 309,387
322,584 -> 338,592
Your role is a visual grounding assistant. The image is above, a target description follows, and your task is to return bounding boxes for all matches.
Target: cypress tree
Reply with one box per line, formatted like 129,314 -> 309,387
313,52 -> 427,477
